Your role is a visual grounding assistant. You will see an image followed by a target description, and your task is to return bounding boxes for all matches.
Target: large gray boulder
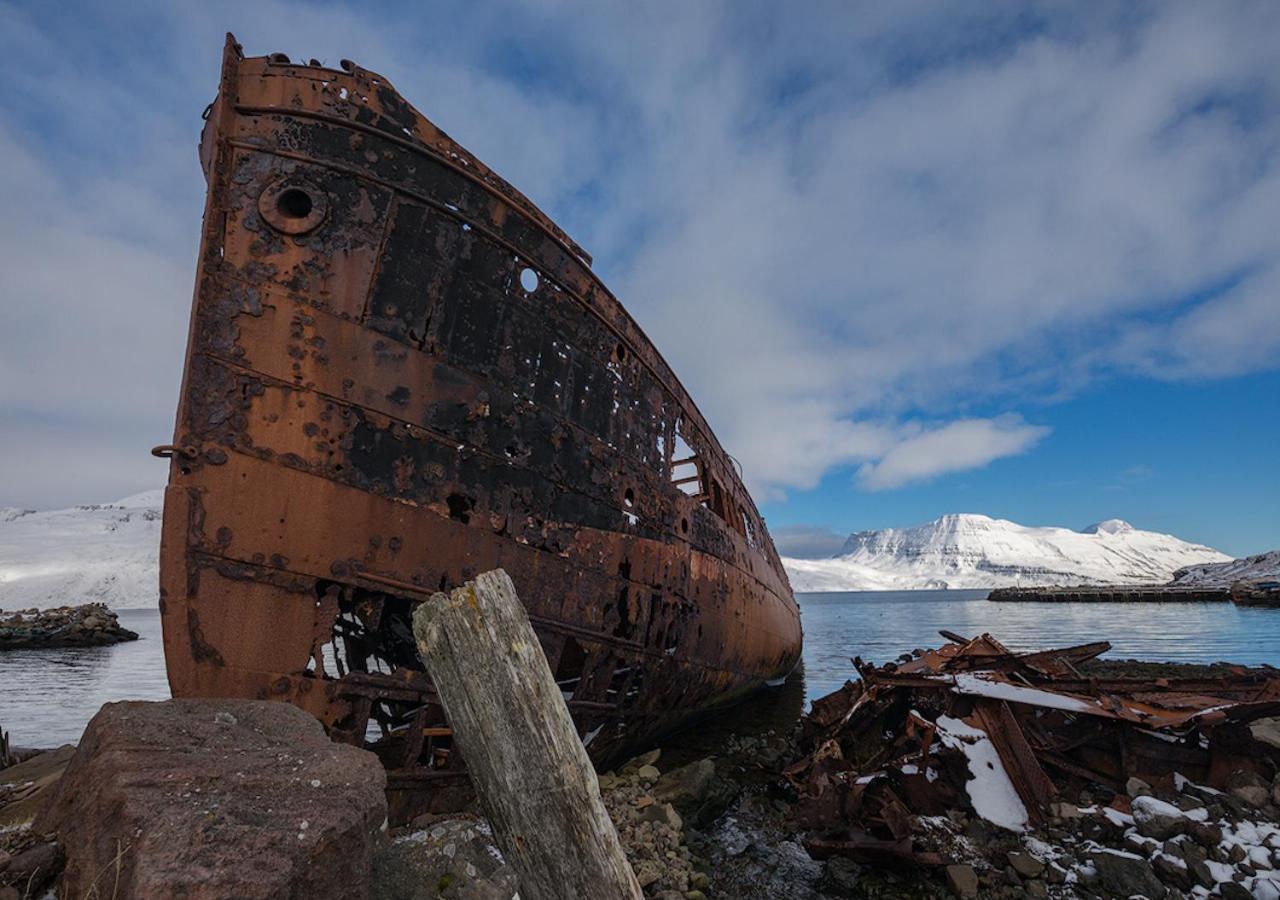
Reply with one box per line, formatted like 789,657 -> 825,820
36,699 -> 386,899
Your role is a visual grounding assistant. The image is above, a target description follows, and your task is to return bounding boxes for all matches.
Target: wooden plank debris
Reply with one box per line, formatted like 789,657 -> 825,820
412,569 -> 643,900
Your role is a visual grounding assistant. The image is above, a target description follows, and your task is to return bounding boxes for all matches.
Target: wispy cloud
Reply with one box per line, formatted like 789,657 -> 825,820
856,417 -> 1049,491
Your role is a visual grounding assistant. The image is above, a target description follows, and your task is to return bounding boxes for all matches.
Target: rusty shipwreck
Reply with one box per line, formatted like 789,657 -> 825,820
158,35 -> 802,819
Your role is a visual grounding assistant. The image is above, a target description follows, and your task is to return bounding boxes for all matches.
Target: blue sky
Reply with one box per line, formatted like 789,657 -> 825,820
1,1 -> 1277,557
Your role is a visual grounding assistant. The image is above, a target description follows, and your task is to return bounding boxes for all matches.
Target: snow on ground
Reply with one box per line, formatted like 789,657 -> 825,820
783,512 -> 1232,592
0,490 -> 163,611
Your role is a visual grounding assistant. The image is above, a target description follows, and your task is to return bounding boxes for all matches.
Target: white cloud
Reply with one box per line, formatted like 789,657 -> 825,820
1,1 -> 1277,506
856,417 -> 1050,491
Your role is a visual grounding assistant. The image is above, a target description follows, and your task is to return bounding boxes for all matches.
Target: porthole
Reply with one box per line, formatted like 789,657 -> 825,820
519,266 -> 539,293
258,179 -> 328,235
276,188 -> 313,220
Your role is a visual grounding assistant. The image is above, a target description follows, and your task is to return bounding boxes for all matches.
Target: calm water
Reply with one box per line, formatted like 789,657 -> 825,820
800,590 -> 1280,700
3,593 -> 1279,748
1,609 -> 171,748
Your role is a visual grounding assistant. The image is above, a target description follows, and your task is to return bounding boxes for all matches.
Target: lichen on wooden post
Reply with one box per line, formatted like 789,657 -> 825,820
412,568 -> 642,900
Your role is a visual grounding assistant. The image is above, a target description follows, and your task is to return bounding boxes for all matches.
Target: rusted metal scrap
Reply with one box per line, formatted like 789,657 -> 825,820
157,34 -> 803,823
786,632 -> 1280,864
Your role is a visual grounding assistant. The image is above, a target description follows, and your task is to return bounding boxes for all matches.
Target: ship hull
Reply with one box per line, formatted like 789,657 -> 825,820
160,36 -> 802,821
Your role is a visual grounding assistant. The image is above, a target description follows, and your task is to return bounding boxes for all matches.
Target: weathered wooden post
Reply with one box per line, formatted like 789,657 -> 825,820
412,569 -> 643,900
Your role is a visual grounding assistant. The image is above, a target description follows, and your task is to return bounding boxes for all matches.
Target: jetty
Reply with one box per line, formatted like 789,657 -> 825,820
987,585 -> 1231,603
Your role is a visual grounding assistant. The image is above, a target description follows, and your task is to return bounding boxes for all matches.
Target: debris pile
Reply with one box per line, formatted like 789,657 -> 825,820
0,603 -> 138,650
785,632 -> 1280,896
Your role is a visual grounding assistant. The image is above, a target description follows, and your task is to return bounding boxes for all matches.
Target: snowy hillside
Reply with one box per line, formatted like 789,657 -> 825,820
1171,550 -> 1280,587
0,491 -> 163,611
783,514 -> 1231,592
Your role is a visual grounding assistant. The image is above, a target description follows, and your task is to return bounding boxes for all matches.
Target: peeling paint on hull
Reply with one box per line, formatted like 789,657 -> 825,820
159,35 -> 803,822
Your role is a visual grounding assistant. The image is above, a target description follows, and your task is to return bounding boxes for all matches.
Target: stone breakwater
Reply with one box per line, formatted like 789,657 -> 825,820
0,603 -> 138,650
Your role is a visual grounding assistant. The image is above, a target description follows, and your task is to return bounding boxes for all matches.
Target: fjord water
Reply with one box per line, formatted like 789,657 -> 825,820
3,592 -> 1279,748
801,590 -> 1280,700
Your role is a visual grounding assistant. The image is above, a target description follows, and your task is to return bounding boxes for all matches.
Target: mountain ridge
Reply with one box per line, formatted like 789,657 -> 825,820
784,513 -> 1232,592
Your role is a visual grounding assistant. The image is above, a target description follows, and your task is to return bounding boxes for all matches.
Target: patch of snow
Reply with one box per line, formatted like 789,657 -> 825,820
1174,772 -> 1222,795
1204,858 -> 1236,884
783,512 -> 1230,592
1253,879 -> 1280,900
0,490 -> 164,610
950,672 -> 1095,713
934,714 -> 1028,832
1099,807 -> 1134,828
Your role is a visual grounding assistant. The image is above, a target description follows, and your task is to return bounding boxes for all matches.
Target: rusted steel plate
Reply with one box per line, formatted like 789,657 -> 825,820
160,35 -> 802,821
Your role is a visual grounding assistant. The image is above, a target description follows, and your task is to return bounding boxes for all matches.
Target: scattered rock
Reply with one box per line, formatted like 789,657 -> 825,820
1090,848 -> 1168,899
634,859 -> 665,888
36,699 -> 386,900
599,759 -> 697,895
1133,795 -> 1188,840
944,863 -> 978,897
640,802 -> 683,831
1049,801 -> 1082,820
1152,852 -> 1193,890
1220,883 -> 1254,900
1225,770 -> 1270,809
371,815 -> 516,900
636,764 -> 661,783
1127,776 -> 1153,797
1187,820 -> 1223,848
1006,850 -> 1044,879
818,856 -> 861,896
654,758 -> 736,827
622,749 -> 661,773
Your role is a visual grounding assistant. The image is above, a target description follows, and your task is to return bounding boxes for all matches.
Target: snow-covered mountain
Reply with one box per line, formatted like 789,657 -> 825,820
0,491 -> 163,610
1171,550 -> 1280,588
783,513 -> 1232,593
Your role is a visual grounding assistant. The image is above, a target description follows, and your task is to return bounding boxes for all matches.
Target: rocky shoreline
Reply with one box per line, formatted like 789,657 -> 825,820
0,603 -> 138,650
